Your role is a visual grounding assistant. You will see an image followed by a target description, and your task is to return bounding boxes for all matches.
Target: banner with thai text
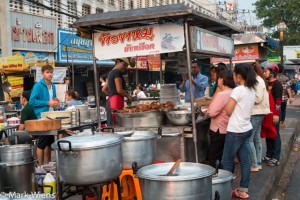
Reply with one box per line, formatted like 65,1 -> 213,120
0,56 -> 26,73
7,76 -> 24,98
13,51 -> 55,68
94,23 -> 185,60
190,27 -> 234,57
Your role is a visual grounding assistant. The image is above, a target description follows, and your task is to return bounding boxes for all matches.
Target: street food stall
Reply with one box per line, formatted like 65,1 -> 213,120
0,4 -> 242,200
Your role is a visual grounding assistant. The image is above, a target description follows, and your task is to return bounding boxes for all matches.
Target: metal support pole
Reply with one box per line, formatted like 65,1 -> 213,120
92,31 -> 101,129
280,32 -> 284,66
160,54 -> 163,84
184,21 -> 199,163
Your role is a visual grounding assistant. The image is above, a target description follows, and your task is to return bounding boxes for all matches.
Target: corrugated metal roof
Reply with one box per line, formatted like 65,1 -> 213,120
72,4 -> 242,35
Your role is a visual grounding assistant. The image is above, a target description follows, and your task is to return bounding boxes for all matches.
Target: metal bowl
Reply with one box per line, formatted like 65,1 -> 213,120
166,110 -> 191,126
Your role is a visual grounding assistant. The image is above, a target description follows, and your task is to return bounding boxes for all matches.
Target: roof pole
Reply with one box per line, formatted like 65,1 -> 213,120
184,20 -> 198,163
92,30 -> 101,130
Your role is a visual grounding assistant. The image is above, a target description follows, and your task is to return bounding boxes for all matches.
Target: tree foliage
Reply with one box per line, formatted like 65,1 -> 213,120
254,0 -> 300,45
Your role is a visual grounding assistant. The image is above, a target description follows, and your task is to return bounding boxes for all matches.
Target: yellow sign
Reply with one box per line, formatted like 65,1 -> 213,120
7,76 -> 24,98
13,51 -> 55,68
0,56 -> 26,73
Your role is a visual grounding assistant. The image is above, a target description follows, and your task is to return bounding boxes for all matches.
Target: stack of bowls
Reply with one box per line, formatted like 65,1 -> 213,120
160,84 -> 180,104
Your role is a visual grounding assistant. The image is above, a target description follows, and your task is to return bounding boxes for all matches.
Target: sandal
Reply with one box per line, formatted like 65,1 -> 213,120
232,189 -> 249,199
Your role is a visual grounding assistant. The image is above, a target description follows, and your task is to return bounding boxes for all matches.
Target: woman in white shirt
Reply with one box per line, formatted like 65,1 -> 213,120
222,63 -> 257,199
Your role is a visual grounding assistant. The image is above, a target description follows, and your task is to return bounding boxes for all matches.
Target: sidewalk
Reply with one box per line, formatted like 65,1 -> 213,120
232,117 -> 300,200
290,94 -> 300,107
285,158 -> 300,200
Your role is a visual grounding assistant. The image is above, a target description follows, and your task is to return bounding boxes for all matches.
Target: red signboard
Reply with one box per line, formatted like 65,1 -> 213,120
211,44 -> 259,64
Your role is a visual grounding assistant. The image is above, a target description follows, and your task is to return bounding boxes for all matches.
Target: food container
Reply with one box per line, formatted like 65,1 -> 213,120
212,169 -> 234,200
115,110 -> 164,128
118,131 -> 157,169
52,132 -> 124,185
25,119 -> 61,132
137,162 -> 214,200
7,117 -> 20,125
41,111 -> 71,124
166,110 -> 191,126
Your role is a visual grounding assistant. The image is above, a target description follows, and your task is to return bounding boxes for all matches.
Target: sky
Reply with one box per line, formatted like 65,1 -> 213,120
237,0 -> 260,25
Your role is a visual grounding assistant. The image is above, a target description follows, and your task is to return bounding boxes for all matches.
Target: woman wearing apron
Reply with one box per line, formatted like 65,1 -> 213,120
102,58 -> 133,125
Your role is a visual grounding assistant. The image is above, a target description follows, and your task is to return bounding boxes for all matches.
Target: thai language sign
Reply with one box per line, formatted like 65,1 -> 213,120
190,27 -> 234,57
10,12 -> 57,51
94,23 -> 185,60
13,51 -> 55,68
7,76 -> 24,98
0,56 -> 26,73
211,44 -> 259,63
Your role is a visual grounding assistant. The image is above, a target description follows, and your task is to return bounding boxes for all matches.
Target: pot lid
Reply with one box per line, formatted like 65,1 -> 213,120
137,162 -> 214,181
52,133 -> 124,150
122,131 -> 157,141
212,169 -> 234,184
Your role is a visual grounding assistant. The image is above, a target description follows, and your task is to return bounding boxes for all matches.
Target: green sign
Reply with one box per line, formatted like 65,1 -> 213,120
268,56 -> 286,62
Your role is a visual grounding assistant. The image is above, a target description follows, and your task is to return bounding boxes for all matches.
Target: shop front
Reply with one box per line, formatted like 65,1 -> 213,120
0,11 -> 57,98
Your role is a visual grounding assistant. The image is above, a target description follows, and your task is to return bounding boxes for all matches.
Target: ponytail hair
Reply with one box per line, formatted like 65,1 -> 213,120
66,89 -> 79,100
234,63 -> 257,89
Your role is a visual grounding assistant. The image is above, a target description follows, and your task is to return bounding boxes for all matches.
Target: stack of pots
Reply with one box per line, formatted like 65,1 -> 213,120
75,105 -> 89,123
116,131 -> 157,169
52,132 -> 124,185
160,84 -> 180,105
137,162 -> 215,200
0,144 -> 35,193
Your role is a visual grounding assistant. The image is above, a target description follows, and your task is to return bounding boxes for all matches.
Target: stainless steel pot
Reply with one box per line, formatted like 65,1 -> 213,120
52,133 -> 124,185
212,169 -> 234,200
0,145 -> 35,193
118,131 -> 157,169
0,144 -> 32,164
137,162 -> 215,200
115,110 -> 164,127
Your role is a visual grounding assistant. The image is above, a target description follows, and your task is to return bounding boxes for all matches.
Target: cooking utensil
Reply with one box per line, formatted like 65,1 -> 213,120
137,162 -> 215,200
161,159 -> 181,176
52,133 -> 124,185
41,111 -> 72,124
121,131 -> 157,169
115,110 -> 164,127
0,144 -> 36,193
25,119 -> 61,132
166,110 -> 191,125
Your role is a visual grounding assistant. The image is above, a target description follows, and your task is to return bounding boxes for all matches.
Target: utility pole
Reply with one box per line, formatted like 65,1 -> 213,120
0,0 -> 12,101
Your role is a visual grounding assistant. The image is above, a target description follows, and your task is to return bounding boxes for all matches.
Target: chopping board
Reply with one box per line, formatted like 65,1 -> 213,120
25,119 -> 61,132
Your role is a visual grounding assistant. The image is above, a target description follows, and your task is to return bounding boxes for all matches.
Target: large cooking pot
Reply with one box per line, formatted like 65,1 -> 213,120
117,131 -> 157,169
115,110 -> 164,127
137,162 -> 214,200
52,133 -> 124,185
0,145 -> 35,193
212,169 -> 234,200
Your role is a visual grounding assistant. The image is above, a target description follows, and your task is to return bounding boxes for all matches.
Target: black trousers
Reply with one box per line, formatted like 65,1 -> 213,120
208,129 -> 226,168
281,101 -> 287,122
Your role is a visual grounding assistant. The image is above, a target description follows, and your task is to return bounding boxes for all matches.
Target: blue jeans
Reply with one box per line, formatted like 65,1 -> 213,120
266,123 -> 281,160
222,130 -> 252,192
248,115 -> 264,166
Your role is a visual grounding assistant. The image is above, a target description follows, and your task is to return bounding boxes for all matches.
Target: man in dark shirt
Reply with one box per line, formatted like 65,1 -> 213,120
5,91 -> 37,144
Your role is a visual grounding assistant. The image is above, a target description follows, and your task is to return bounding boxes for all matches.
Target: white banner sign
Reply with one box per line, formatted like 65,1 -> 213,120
191,27 -> 234,57
283,46 -> 300,60
35,68 -> 66,83
94,23 -> 185,60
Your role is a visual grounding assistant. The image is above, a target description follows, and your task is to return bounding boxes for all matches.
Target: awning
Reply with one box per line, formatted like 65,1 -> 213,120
72,4 -> 242,35
234,33 -> 279,49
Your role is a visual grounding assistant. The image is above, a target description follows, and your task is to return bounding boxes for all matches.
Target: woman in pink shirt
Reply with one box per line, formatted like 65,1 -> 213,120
206,70 -> 235,168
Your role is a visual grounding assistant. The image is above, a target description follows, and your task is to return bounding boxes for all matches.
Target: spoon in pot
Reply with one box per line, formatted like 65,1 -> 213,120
161,159 -> 181,176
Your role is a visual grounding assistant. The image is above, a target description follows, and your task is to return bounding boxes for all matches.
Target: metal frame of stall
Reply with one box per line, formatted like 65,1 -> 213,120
72,4 -> 241,163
